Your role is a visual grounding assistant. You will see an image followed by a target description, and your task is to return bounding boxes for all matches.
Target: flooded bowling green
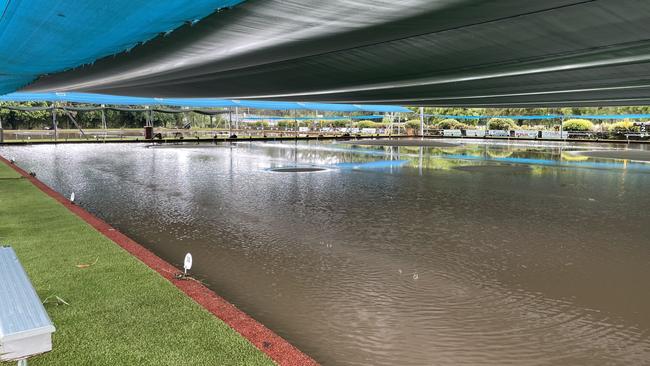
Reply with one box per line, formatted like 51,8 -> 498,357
2,139 -> 649,366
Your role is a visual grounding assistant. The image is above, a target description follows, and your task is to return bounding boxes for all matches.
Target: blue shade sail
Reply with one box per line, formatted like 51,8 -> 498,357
0,0 -> 245,94
0,92 -> 411,113
15,0 -> 650,106
8,1 -> 650,106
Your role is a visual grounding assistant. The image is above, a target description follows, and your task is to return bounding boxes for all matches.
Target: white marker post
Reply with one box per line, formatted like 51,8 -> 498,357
70,192 -> 75,203
183,253 -> 193,277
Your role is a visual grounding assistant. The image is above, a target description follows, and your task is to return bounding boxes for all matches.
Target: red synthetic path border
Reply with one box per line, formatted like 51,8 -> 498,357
0,155 -> 318,366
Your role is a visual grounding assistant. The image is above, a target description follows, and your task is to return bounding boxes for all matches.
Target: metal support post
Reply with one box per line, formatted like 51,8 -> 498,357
228,109 -> 232,135
101,104 -> 107,134
419,107 -> 424,138
294,110 -> 298,139
52,104 -> 57,142
63,107 -> 86,137
235,107 -> 239,131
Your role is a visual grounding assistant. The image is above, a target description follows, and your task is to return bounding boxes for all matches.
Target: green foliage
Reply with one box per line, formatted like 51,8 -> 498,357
608,121 -> 640,133
435,118 -> 469,129
0,102 -> 59,129
436,118 -> 459,129
356,120 -> 379,128
405,119 -> 421,129
6,102 -> 650,132
277,120 -> 308,128
518,124 -> 546,130
487,118 -> 516,130
249,121 -> 270,128
409,106 -> 650,129
0,104 -> 227,130
562,119 -> 594,131
316,120 -> 349,128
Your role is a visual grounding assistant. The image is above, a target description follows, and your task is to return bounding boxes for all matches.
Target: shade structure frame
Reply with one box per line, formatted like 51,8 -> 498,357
0,92 -> 410,113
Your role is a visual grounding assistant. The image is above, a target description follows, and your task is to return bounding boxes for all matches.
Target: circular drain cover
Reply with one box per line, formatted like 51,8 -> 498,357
270,167 -> 326,173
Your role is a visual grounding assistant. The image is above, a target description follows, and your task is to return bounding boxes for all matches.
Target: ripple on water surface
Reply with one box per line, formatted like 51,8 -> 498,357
2,141 -> 649,366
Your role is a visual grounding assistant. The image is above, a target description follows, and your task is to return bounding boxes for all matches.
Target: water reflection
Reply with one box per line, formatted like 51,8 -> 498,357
2,140 -> 649,366
343,141 -> 650,173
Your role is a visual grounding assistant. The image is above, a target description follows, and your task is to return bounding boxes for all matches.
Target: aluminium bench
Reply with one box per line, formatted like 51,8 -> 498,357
0,246 -> 55,364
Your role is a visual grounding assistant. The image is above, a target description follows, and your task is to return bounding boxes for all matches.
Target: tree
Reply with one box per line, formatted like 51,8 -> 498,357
435,118 -> 469,129
0,102 -> 55,129
562,119 -> 593,131
356,120 -> 381,128
608,121 -> 639,133
405,120 -> 421,129
487,118 -> 516,130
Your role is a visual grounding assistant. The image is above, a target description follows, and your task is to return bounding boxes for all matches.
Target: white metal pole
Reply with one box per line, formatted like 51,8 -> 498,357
419,107 -> 424,138
393,113 -> 401,135
235,107 -> 239,131
294,110 -> 298,139
395,113 -> 399,135
52,103 -> 57,142
101,104 -> 107,134
228,109 -> 232,135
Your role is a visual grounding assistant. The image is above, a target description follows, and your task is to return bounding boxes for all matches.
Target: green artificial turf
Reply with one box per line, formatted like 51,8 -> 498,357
0,165 -> 20,179
0,163 -> 274,366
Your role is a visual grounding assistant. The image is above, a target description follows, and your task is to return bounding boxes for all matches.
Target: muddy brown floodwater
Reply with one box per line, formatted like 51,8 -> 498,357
2,139 -> 649,366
